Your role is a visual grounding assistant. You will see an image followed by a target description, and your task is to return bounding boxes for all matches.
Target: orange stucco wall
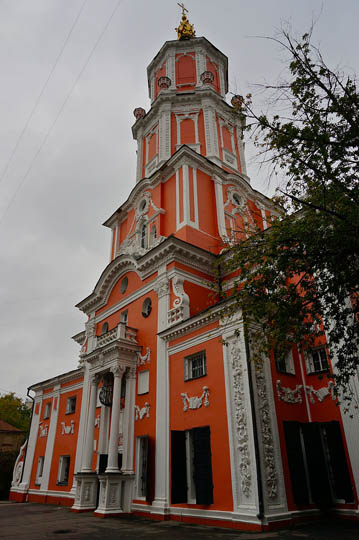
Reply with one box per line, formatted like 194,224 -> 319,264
169,331 -> 233,510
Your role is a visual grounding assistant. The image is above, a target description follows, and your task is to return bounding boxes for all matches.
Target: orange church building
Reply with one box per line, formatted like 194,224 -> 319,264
10,9 -> 358,531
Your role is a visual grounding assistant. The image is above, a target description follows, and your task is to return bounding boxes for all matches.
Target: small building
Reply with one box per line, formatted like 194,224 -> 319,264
0,420 -> 24,453
10,9 -> 358,530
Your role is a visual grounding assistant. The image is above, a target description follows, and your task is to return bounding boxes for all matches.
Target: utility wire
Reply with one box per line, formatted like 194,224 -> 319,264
0,0 -> 88,187
0,0 -> 123,226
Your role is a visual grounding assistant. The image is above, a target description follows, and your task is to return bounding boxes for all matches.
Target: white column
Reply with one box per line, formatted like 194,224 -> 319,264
106,365 -> 125,472
82,374 -> 99,472
121,367 -> 137,473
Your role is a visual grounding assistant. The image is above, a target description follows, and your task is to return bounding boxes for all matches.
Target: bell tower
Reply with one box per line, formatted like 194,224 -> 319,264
132,7 -> 247,183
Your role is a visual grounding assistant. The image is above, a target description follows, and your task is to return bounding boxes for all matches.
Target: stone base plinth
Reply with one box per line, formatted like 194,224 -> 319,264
95,472 -> 135,516
71,472 -> 98,512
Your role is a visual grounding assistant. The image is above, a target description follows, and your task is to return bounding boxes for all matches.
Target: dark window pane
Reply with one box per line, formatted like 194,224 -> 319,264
192,426 -> 214,505
171,431 -> 187,503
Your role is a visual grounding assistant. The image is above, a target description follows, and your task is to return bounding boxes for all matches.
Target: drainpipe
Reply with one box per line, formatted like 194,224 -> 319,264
20,387 -> 34,484
243,320 -> 265,527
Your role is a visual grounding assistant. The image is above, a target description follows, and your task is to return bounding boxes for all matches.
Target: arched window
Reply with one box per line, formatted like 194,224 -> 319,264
150,225 -> 157,245
140,223 -> 147,249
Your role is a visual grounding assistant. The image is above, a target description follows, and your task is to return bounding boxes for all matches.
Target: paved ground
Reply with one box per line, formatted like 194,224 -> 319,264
0,502 -> 358,539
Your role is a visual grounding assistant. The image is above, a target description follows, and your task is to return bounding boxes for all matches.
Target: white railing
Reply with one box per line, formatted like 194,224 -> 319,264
96,323 -> 138,348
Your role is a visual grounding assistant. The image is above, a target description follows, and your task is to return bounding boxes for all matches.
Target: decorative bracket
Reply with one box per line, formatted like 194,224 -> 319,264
135,402 -> 150,420
181,386 -> 210,411
276,380 -> 303,404
61,420 -> 75,435
137,347 -> 151,365
305,381 -> 335,404
39,424 -> 48,438
168,276 -> 190,325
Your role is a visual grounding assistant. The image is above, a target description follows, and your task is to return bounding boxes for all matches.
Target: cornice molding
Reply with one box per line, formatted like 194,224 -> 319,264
76,236 -> 216,316
29,368 -> 84,393
103,145 -> 277,230
159,303 -> 222,342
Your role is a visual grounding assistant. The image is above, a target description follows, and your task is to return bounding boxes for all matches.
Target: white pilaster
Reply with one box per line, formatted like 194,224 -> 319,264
82,375 -> 99,472
70,367 -> 89,496
152,272 -> 170,514
106,365 -> 125,472
213,175 -> 227,240
203,100 -> 219,159
19,392 -> 42,491
158,104 -> 171,164
136,128 -> 144,183
40,384 -> 60,491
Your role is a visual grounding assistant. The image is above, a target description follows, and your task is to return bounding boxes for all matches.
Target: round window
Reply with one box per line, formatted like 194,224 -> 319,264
142,298 -> 152,318
139,199 -> 147,212
120,276 -> 128,294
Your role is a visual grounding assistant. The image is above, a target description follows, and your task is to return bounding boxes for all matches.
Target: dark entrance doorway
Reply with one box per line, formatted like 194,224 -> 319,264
283,421 -> 354,508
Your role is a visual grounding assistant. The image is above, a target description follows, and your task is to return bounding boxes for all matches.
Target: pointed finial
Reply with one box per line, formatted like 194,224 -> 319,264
175,3 -> 196,40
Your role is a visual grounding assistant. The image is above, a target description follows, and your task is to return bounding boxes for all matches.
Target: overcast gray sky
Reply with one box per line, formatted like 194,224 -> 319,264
1,0 -> 358,400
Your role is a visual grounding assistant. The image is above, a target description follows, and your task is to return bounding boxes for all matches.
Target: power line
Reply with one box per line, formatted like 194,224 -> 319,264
0,0 -> 123,226
0,0 -> 88,187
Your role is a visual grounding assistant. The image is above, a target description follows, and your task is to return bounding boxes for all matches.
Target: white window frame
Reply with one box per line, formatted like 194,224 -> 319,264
184,351 -> 206,381
135,436 -> 148,499
120,310 -> 128,324
137,370 -> 149,395
35,456 -> 44,485
43,402 -> 51,419
306,346 -> 329,374
66,396 -> 76,415
57,455 -> 70,485
274,349 -> 295,375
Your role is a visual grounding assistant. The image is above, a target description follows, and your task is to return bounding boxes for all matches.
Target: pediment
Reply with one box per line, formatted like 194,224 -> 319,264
76,255 -> 138,314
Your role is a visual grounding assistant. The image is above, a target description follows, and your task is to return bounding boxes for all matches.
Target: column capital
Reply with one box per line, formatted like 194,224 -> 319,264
90,374 -> 101,386
110,365 -> 126,378
127,366 -> 137,380
154,277 -> 170,299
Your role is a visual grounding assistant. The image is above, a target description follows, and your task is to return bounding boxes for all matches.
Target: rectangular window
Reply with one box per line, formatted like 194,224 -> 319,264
43,402 -> 51,419
135,436 -> 149,499
120,310 -> 128,324
57,455 -> 70,485
171,426 -> 214,505
184,351 -> 206,381
66,396 -> 76,414
307,347 -> 329,374
35,456 -> 44,485
137,370 -> 149,395
274,349 -> 295,375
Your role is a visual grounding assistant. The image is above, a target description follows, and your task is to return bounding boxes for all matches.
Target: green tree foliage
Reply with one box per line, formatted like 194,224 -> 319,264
0,393 -> 31,433
220,29 -> 359,404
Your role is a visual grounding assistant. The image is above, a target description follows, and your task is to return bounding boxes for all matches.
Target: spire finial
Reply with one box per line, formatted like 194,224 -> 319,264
175,3 -> 196,40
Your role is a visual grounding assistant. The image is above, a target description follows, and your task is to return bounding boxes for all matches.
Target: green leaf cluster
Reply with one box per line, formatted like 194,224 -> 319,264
221,29 -> 359,404
0,392 -> 31,434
